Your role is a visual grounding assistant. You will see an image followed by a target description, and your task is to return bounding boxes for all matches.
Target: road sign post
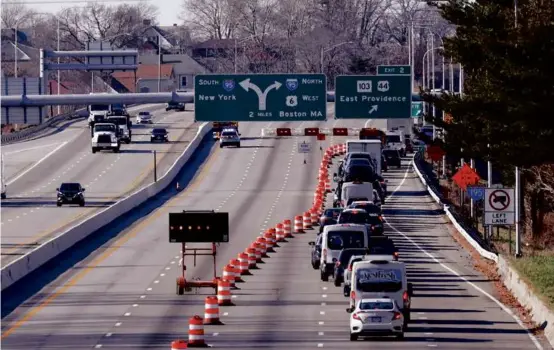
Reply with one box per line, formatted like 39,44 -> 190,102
484,188 -> 515,226
194,74 -> 327,122
298,141 -> 311,164
377,65 -> 411,75
335,75 -> 411,119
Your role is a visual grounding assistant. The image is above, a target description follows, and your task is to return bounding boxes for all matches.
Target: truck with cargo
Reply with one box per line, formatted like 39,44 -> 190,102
91,123 -> 121,153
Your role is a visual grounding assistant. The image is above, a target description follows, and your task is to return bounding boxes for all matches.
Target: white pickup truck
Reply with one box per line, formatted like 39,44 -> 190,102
91,123 -> 120,153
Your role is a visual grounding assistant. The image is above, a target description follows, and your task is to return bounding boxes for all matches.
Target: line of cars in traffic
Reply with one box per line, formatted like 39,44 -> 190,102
308,139 -> 413,341
87,103 -> 178,153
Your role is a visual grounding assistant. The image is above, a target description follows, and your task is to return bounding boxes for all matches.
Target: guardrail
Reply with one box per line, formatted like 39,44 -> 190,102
412,150 -> 498,262
1,122 -> 212,291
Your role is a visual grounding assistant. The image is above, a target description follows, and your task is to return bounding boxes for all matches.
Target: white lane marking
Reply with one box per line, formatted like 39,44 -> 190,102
428,345 -> 438,348
322,286 -> 327,291
132,304 -> 138,307
364,119 -> 373,128
7,141 -> 68,185
3,142 -> 64,155
165,267 -> 170,270
212,332 -> 219,336
146,287 -> 152,291
419,317 -> 428,320
385,160 -> 544,350
320,311 -> 325,315
321,294 -> 327,298
140,295 -> 146,299
318,321 -> 324,325
231,295 -> 237,299
124,312 -> 131,316
105,333 -> 113,337
94,345 -> 103,348
223,312 -> 229,316
425,332 -> 434,335
115,322 -> 122,327
160,273 -> 165,277
318,331 -> 324,336
317,344 -> 323,348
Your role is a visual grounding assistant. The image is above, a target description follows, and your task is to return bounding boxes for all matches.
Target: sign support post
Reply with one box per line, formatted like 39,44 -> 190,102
515,167 -> 522,257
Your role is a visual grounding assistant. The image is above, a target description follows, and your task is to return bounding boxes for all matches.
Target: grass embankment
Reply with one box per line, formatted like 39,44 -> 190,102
509,253 -> 554,310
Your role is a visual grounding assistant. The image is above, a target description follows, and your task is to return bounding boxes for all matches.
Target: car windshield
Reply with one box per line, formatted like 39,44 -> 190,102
344,166 -> 375,182
351,203 -> 380,215
386,135 -> 401,143
95,124 -> 115,132
359,301 -> 394,310
152,129 -> 167,134
348,159 -> 371,167
338,211 -> 368,224
90,104 -> 109,111
338,249 -> 367,265
356,268 -> 403,293
327,231 -> 365,250
383,150 -> 400,158
348,153 -> 371,161
222,131 -> 236,136
323,209 -> 342,219
60,183 -> 80,191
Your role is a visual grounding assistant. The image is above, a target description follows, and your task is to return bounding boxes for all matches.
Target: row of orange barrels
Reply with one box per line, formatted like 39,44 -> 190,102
171,143 -> 346,348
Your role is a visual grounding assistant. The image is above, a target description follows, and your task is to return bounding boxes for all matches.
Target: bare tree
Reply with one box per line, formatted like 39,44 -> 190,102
181,0 -> 243,40
1,3 -> 35,29
57,1 -> 158,49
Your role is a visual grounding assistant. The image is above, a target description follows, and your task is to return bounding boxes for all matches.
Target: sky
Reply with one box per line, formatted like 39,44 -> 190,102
16,0 -> 183,26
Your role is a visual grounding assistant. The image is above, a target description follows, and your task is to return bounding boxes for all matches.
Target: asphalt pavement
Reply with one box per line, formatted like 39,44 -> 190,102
0,104 -> 199,265
1,111 -> 548,350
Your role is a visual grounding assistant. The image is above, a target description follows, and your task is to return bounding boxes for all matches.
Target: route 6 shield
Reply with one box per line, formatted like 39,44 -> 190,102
286,79 -> 298,91
222,79 -> 235,92
286,95 -> 298,107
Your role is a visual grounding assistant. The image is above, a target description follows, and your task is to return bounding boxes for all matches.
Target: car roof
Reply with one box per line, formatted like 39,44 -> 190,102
360,298 -> 395,303
222,128 -> 237,132
324,223 -> 367,232
152,128 -> 167,132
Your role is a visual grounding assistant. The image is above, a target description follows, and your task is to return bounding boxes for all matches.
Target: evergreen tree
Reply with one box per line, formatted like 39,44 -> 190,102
422,0 -> 554,168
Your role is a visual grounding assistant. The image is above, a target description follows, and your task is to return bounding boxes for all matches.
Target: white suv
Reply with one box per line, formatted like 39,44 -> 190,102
219,128 -> 241,148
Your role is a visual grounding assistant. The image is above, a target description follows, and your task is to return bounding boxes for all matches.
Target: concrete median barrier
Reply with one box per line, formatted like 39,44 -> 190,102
1,122 -> 211,291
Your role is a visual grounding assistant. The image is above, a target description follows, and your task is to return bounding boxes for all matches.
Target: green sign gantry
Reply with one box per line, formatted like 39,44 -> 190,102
334,75 -> 412,119
194,74 -> 327,122
377,65 -> 411,75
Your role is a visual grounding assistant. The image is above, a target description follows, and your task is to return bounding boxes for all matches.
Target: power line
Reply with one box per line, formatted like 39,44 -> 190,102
4,0 -> 146,4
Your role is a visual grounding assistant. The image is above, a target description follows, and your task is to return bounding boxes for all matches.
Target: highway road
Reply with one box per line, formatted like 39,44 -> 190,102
0,103 -> 199,266
1,109 -> 549,349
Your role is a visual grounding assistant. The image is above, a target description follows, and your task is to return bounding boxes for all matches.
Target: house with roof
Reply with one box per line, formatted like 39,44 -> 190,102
111,63 -> 175,93
138,53 -> 206,90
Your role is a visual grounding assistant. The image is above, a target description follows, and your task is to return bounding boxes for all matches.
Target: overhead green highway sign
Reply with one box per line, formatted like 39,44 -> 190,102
335,75 -> 412,119
194,74 -> 327,122
377,65 -> 411,75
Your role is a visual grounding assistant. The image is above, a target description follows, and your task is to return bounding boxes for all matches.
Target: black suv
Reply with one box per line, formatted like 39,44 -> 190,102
382,149 -> 402,168
57,183 -> 85,207
151,128 -> 169,142
166,101 -> 186,111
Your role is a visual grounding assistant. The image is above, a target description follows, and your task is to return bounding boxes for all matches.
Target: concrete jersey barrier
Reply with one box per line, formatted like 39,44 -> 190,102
1,122 -> 211,291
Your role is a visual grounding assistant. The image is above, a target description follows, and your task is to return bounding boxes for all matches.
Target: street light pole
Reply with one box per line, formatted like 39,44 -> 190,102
158,33 -> 162,92
57,18 -> 61,114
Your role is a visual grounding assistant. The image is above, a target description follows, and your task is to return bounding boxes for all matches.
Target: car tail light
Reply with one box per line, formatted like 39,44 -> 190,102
347,264 -> 353,271
393,252 -> 399,260
322,249 -> 327,260
378,215 -> 383,221
403,291 -> 409,301
392,311 -> 402,320
352,313 -> 361,320
335,261 -> 341,267
351,291 -> 356,299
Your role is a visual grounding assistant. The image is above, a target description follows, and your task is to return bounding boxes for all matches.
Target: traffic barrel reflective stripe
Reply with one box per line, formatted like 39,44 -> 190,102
256,237 -> 270,257
217,279 -> 234,306
310,209 -> 319,225
238,253 -> 250,275
229,258 -> 244,282
294,216 -> 304,233
283,220 -> 292,237
340,144 -> 346,154
275,223 -> 286,242
188,315 -> 208,347
263,232 -> 276,252
266,228 -> 278,247
303,211 -> 312,230
171,339 -> 188,349
222,265 -> 237,288
246,248 -> 257,269
252,242 -> 264,262
203,296 -> 222,325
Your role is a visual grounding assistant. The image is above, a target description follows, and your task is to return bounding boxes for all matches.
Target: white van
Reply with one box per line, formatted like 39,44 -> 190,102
348,260 -> 413,327
320,224 -> 369,281
341,182 -> 374,207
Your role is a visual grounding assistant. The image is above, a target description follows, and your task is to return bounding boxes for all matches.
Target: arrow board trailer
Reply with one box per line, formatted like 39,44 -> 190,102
346,140 -> 382,175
